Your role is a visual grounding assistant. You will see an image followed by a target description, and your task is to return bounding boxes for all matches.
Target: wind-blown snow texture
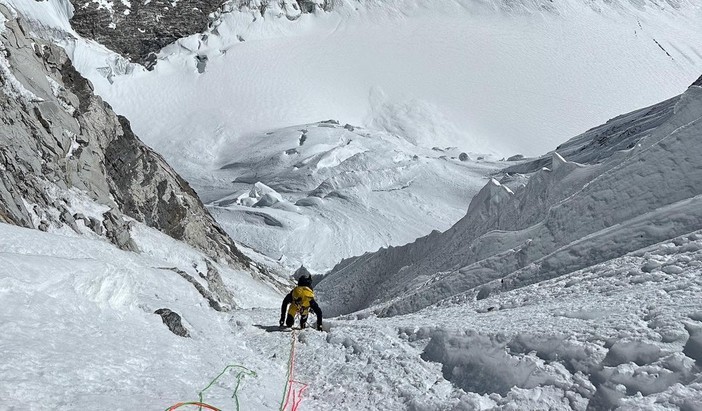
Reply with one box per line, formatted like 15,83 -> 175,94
2,205 -> 702,409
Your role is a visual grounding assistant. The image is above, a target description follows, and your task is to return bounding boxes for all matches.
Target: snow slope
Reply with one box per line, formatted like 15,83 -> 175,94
317,78 -> 702,318
0,223 -> 283,410
3,219 -> 702,410
83,0 -> 702,168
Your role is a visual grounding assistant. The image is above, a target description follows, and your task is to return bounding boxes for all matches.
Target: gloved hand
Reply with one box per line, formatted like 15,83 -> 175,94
279,318 -> 285,327
316,323 -> 323,331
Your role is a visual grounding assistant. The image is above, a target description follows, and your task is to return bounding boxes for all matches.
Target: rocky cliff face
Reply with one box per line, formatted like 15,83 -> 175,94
69,0 -> 223,68
68,0 -> 330,68
0,6 -> 260,275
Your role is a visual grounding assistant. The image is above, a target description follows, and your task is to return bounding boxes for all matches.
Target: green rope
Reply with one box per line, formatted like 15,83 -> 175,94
197,364 -> 257,411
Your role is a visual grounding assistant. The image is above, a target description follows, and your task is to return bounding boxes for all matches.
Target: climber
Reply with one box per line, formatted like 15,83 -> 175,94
279,266 -> 323,330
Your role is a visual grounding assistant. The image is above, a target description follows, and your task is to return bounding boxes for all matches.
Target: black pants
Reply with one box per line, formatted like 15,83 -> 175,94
285,313 -> 308,329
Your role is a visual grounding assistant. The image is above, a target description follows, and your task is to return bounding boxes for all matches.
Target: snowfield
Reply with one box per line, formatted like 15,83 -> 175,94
85,0 -> 702,164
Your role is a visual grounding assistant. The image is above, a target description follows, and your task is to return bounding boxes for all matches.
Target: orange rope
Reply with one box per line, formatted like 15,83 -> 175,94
165,402 -> 221,411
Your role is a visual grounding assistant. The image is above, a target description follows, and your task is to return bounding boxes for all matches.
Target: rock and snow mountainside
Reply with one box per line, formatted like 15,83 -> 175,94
0,6 -> 285,299
69,0 -> 331,68
317,76 -> 702,318
2,2 -> 702,410
9,0 -> 701,273
83,0 -> 702,160
69,0 -> 223,68
3,214 -> 702,409
65,0 -> 694,70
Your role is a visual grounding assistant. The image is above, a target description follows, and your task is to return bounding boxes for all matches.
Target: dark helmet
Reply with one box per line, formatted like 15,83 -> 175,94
294,265 -> 312,287
298,273 -> 312,287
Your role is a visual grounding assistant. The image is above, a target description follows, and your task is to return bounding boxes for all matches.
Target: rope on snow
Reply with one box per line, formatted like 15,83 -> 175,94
164,364 -> 257,411
279,329 -> 309,411
166,323 -> 310,411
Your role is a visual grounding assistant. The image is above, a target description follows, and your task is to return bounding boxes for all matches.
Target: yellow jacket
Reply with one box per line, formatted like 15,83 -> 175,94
280,286 -> 322,320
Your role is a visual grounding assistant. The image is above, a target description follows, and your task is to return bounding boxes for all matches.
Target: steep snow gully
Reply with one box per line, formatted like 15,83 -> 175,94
2,0 -> 702,410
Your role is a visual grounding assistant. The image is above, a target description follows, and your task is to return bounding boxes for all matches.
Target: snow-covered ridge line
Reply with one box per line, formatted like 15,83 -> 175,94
504,95 -> 680,173
317,76 -> 702,318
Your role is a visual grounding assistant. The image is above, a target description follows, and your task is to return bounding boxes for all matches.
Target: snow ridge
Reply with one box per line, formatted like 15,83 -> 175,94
318,80 -> 702,319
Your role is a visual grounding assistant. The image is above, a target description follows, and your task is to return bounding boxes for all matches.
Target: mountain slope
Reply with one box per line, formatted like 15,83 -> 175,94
80,0 -> 702,164
317,76 -> 702,318
2,3 -> 702,410
69,0 -> 224,68
8,0 -> 701,274
3,207 -> 701,410
0,5 -> 285,297
0,222 -> 283,410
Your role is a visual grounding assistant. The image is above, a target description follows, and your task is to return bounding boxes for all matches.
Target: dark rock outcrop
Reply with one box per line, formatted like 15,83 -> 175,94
69,0 -> 224,68
154,308 -> 190,337
68,0 -> 332,68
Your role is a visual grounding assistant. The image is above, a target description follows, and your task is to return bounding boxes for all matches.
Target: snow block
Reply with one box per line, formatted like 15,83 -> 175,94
603,341 -> 662,366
